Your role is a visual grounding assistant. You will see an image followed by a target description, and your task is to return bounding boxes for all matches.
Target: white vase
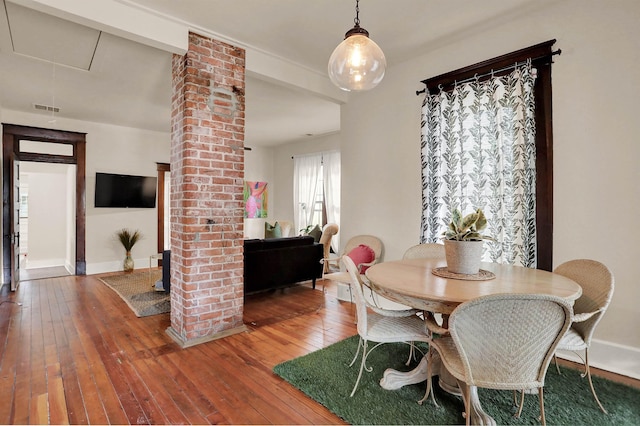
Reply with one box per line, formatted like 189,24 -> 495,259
444,240 -> 484,274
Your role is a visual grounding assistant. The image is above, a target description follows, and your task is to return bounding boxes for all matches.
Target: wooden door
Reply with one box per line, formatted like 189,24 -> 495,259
10,159 -> 20,290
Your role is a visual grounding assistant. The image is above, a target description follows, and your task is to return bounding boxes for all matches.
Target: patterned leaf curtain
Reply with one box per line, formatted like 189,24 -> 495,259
420,62 -> 537,267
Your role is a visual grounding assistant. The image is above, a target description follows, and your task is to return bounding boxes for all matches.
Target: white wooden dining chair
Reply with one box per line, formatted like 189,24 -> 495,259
342,256 -> 430,397
323,235 -> 383,307
402,243 -> 446,260
421,293 -> 572,426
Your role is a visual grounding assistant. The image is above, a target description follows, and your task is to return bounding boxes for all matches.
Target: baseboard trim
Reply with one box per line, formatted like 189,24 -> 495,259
556,338 -> 640,380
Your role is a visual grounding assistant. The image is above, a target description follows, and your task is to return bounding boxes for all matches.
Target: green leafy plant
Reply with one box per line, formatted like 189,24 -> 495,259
299,225 -> 313,235
442,208 -> 494,241
116,228 -> 142,252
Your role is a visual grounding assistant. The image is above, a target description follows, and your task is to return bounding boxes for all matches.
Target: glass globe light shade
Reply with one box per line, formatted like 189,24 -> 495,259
328,33 -> 386,92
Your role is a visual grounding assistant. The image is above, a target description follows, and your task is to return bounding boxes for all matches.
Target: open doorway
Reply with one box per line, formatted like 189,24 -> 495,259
2,124 -> 86,291
18,162 -> 76,281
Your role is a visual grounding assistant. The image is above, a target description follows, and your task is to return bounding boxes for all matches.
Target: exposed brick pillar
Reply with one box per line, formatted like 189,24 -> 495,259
167,32 -> 246,347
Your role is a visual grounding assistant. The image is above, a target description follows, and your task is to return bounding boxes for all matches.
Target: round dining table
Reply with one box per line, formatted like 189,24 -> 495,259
365,257 -> 582,425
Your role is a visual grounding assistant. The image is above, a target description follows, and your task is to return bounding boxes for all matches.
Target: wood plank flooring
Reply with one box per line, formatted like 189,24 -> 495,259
0,273 -> 637,424
0,274 -> 355,424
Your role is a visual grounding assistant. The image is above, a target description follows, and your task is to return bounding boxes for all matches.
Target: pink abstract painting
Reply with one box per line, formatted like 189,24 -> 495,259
244,181 -> 268,218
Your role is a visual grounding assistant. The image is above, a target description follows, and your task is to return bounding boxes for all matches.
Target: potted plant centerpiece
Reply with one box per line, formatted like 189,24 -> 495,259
442,208 -> 494,274
116,228 -> 142,272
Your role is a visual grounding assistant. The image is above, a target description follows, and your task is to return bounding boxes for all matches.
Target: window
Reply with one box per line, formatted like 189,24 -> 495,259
309,172 -> 325,228
293,151 -> 341,250
418,40 -> 558,270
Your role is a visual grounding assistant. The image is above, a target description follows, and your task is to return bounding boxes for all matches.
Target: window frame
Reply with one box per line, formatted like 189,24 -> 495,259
420,40 -> 557,270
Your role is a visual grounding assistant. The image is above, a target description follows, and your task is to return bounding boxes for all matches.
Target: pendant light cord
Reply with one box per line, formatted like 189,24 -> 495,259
354,0 -> 360,26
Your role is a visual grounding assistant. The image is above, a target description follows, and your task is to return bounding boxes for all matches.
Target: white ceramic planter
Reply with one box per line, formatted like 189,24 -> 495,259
444,240 -> 484,274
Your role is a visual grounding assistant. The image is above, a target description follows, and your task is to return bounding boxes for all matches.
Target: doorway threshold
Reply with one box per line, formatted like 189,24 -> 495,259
20,266 -> 71,281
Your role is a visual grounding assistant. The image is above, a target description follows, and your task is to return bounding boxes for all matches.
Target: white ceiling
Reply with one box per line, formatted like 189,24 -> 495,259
0,0 -> 552,146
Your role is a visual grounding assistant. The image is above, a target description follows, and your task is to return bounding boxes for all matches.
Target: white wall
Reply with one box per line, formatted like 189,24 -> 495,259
243,146 -> 274,239
21,162 -> 73,269
272,132 -> 341,224
2,110 -> 170,274
242,134 -> 341,239
339,0 -> 640,377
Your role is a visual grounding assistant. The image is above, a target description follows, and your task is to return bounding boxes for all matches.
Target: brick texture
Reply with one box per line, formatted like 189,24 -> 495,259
169,32 -> 245,343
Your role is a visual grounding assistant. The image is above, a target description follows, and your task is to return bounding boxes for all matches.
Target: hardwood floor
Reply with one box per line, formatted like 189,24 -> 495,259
0,274 -> 356,424
0,273 -> 637,424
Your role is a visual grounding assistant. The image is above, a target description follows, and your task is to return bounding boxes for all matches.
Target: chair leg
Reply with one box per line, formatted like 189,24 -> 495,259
349,337 -> 363,367
514,390 -> 524,418
350,339 -> 369,397
554,353 -> 561,374
465,384 -> 471,426
406,343 -> 414,366
583,349 -> 607,413
418,347 -> 438,407
538,387 -> 546,426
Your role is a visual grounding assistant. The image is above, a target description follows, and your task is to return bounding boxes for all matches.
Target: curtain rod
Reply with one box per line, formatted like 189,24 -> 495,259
291,149 -> 339,160
291,154 -> 324,164
415,49 -> 561,96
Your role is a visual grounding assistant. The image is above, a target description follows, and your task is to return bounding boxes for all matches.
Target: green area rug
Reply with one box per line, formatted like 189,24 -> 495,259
99,270 -> 169,317
273,336 -> 640,425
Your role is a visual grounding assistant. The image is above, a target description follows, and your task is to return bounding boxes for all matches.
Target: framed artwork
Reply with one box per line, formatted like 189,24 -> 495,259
244,181 -> 268,218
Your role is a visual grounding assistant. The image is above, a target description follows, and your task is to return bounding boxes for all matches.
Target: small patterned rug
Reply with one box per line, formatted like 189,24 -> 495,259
99,270 -> 169,317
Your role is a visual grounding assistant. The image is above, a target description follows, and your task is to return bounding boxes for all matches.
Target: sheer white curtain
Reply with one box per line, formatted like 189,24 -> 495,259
293,154 -> 322,234
420,62 -> 537,267
322,150 -> 341,253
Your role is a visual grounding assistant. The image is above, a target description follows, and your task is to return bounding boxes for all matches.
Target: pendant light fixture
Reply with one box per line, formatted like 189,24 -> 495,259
328,0 -> 386,92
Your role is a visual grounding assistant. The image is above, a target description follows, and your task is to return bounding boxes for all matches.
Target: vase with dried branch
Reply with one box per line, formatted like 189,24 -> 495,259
116,228 -> 142,272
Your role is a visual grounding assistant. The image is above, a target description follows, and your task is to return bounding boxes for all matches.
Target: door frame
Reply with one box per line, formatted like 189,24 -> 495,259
2,124 -> 87,288
156,162 -> 170,264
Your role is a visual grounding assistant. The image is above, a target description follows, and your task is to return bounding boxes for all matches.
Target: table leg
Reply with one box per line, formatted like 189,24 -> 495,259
380,352 -> 496,425
458,383 -> 497,426
380,356 -> 429,390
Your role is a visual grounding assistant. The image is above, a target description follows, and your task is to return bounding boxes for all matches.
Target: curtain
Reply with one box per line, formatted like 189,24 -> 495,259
420,62 -> 537,267
322,150 -> 341,253
293,153 -> 322,234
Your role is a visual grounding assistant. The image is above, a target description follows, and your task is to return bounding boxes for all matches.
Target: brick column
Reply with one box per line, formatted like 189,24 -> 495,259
167,32 -> 246,347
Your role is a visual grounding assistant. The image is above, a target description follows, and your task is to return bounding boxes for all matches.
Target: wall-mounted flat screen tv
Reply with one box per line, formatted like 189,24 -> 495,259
95,172 -> 157,208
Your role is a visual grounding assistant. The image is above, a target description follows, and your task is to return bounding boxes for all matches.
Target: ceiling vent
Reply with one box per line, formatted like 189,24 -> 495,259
33,103 -> 60,113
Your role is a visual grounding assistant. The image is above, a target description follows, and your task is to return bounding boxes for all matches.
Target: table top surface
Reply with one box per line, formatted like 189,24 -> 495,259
365,258 -> 582,313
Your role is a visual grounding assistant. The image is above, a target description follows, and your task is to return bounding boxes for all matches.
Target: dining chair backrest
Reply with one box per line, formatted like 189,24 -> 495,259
342,235 -> 383,263
342,255 -> 370,336
402,243 -> 446,260
448,293 -> 572,390
553,259 -> 614,345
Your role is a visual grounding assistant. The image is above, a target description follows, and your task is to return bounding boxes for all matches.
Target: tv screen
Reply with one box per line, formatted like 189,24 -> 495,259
95,172 -> 157,208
